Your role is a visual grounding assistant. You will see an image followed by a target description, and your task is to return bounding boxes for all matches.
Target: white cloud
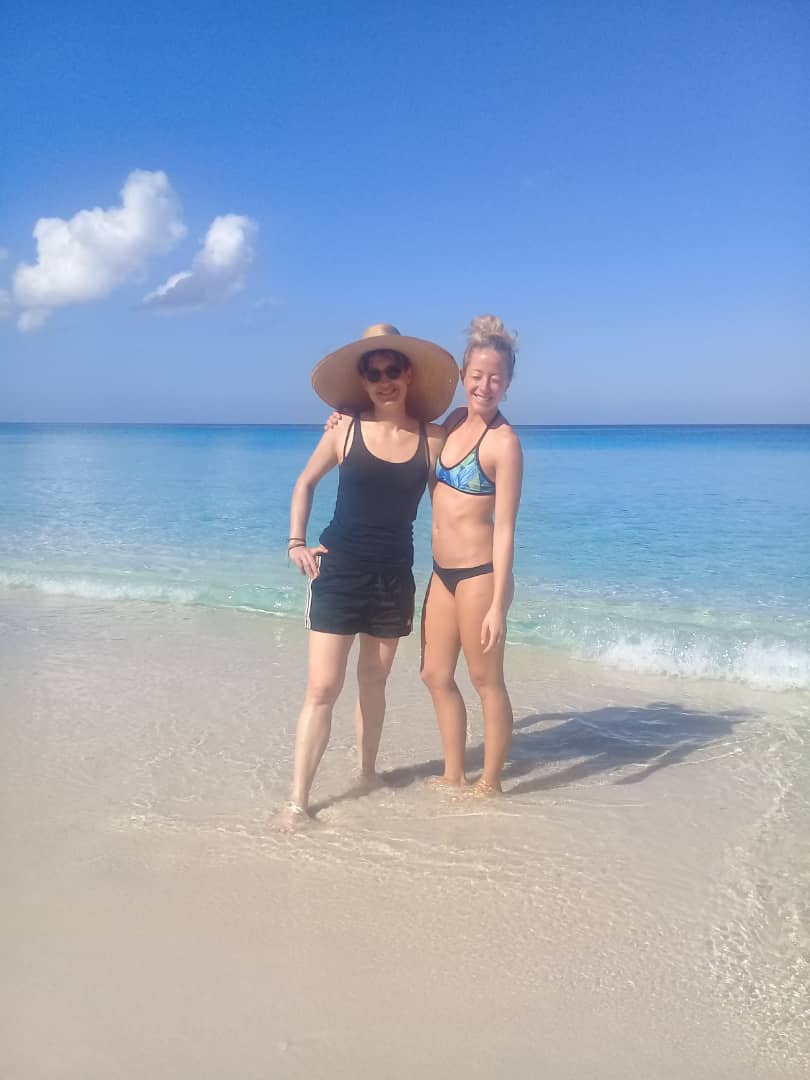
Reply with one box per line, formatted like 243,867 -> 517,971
143,214 -> 257,311
13,169 -> 186,332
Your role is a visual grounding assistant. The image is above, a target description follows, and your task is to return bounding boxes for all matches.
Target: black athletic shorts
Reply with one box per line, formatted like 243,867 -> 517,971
305,551 -> 415,638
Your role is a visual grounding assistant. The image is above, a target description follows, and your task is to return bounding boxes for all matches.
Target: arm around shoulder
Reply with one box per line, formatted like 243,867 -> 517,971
425,422 -> 445,488
441,406 -> 466,433
426,421 -> 446,448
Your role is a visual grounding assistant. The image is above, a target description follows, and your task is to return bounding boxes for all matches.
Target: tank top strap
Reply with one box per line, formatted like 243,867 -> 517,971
348,417 -> 427,468
419,421 -> 429,472
341,415 -> 357,461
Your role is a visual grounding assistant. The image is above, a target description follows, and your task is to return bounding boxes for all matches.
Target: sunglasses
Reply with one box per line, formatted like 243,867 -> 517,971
363,364 -> 404,383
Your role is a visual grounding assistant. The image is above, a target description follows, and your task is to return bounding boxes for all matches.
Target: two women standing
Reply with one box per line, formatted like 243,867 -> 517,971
273,317 -> 523,830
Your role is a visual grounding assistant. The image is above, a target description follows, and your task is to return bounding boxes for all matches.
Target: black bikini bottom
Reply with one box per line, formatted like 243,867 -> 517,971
431,559 -> 494,595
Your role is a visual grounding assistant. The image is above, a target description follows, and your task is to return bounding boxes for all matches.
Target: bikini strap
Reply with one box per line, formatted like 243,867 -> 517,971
420,421 -> 429,472
471,410 -> 500,452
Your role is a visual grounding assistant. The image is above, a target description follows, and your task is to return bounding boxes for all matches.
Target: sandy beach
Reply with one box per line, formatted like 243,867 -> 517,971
1,594 -> 808,1078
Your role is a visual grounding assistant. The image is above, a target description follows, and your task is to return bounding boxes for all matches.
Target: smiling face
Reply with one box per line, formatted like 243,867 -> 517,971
462,346 -> 511,417
359,349 -> 413,410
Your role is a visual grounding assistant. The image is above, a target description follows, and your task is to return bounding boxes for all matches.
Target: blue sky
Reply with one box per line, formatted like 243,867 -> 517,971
1,0 -> 807,423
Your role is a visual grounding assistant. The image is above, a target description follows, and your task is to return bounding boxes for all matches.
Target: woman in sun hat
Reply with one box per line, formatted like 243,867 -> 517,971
271,324 -> 457,831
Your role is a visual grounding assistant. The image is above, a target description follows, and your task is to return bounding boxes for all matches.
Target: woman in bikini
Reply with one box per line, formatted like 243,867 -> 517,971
421,315 -> 523,795
271,324 -> 455,831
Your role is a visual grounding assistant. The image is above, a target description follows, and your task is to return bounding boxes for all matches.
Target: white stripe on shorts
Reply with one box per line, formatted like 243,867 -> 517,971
304,554 -> 320,629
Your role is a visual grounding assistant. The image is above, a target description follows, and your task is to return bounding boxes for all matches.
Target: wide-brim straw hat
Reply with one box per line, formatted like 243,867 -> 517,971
311,323 -> 458,422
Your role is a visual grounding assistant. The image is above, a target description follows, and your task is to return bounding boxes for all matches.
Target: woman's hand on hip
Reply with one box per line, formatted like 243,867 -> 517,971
480,606 -> 506,653
289,544 -> 328,578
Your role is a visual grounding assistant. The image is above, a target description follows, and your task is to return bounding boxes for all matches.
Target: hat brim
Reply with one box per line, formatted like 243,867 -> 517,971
311,334 -> 459,422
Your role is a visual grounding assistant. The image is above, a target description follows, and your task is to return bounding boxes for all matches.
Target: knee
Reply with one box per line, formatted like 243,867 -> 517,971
305,675 -> 344,708
468,667 -> 505,699
421,663 -> 455,695
356,659 -> 391,692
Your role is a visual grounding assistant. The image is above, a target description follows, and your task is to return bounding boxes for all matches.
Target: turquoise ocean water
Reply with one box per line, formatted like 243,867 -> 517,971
2,423 -> 808,691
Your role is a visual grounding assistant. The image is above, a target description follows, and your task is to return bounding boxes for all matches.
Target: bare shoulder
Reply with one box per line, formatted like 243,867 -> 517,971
492,415 -> 522,453
331,411 -> 356,459
329,412 -> 352,439
425,422 -> 445,468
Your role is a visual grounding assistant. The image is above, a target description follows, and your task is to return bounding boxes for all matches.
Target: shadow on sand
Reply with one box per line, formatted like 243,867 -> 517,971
311,700 -> 751,814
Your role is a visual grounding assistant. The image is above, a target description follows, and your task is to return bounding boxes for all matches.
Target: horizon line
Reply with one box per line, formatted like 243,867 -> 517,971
1,420 -> 808,429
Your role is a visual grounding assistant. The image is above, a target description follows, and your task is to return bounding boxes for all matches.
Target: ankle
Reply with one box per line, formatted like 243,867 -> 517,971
478,777 -> 502,793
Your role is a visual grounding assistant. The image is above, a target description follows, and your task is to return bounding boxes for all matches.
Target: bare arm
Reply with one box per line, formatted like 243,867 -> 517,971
481,431 -> 523,651
441,406 -> 466,434
288,423 -> 343,578
425,422 -> 446,496
324,410 -> 345,431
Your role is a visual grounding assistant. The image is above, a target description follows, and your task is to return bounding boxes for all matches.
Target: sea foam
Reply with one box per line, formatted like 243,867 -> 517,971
594,635 -> 810,692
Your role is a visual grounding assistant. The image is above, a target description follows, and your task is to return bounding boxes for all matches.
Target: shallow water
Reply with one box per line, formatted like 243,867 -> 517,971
2,422 -> 809,689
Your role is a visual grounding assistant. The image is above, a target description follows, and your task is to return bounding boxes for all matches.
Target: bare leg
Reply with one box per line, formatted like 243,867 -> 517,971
271,631 -> 354,831
456,574 -> 512,794
354,633 -> 399,785
420,574 -> 467,786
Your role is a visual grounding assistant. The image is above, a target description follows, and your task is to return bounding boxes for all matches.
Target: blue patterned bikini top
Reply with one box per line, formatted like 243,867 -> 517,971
435,410 -> 498,496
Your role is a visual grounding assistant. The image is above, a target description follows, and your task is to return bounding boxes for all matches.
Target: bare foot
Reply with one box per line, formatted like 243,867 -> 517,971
455,779 -> 501,799
270,801 -> 311,833
424,775 -> 468,791
351,769 -> 385,793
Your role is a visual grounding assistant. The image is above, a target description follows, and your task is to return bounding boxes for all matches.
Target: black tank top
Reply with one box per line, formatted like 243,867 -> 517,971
319,418 -> 429,569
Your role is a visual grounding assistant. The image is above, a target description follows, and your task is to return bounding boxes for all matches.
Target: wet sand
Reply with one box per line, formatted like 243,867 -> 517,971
1,595 -> 808,1078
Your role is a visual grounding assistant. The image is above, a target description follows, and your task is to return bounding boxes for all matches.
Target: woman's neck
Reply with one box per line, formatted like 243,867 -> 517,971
368,403 -> 412,428
465,404 -> 499,427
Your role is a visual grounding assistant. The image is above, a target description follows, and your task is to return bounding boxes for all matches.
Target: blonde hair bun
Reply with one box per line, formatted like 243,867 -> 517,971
464,314 -> 518,375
